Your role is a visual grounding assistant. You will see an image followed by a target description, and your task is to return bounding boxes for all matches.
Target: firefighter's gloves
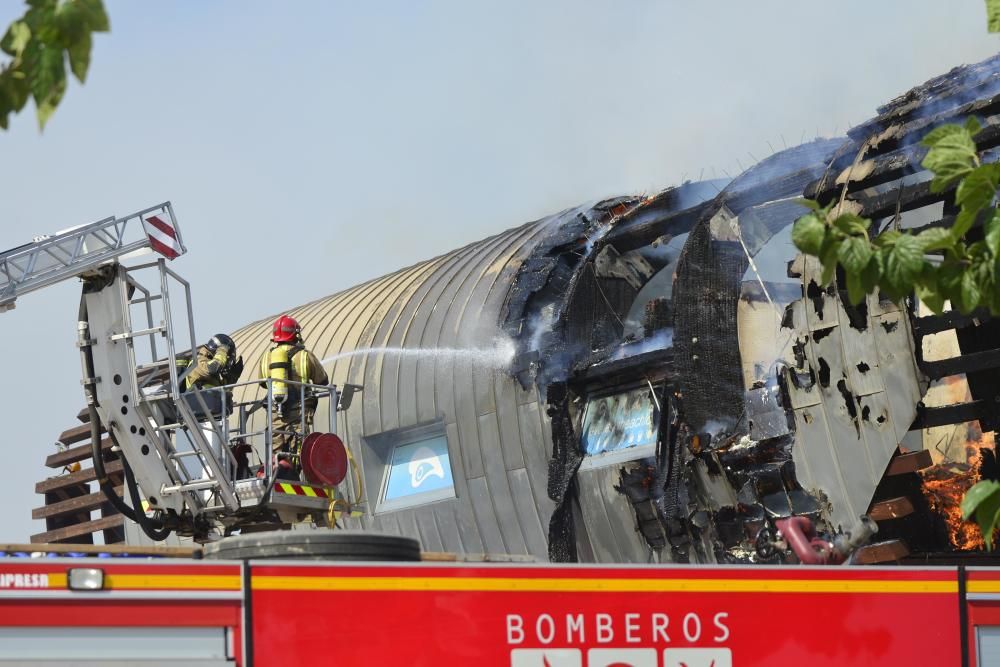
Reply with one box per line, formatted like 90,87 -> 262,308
207,345 -> 231,376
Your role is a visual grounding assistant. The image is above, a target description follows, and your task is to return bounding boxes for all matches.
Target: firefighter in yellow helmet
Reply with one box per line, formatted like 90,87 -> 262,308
258,315 -> 328,465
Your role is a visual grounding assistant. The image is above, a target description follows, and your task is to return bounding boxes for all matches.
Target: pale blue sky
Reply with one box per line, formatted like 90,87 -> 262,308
0,1 -> 996,542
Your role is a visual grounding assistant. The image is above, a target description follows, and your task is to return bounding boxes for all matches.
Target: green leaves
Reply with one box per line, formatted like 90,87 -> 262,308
66,30 -> 89,81
1,21 -> 31,57
915,226 -> 955,252
0,0 -> 108,130
987,209 -> 1000,255
962,480 -> 1000,550
838,236 -> 875,305
791,212 -> 827,255
837,235 -> 872,274
954,162 -> 1000,237
882,234 -> 925,299
988,0 -> 1000,32
921,122 -> 979,192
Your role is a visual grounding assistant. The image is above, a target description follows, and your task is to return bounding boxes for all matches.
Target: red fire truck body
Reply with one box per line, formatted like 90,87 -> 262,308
0,558 -> 996,666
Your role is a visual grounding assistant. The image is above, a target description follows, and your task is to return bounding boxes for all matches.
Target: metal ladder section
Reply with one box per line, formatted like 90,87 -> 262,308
0,201 -> 242,520
0,202 -> 185,311
50,204 -> 241,518
111,260 -> 242,516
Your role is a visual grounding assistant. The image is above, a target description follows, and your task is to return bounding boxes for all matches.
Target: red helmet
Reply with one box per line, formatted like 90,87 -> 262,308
272,315 -> 301,343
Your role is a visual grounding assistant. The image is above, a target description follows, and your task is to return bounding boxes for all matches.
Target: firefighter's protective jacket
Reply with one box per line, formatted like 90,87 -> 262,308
257,343 -> 328,403
179,344 -> 231,391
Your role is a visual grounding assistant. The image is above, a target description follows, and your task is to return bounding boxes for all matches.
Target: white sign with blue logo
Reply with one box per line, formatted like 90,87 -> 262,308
382,435 -> 454,506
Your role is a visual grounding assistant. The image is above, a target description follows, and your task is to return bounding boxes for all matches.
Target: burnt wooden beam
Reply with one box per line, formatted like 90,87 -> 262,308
852,539 -> 910,564
867,92 -> 1000,153
869,496 -> 915,521
808,144 -> 925,203
574,347 -> 675,385
855,179 -> 948,222
30,514 -> 124,544
57,423 -> 100,446
911,401 -> 988,428
812,122 -> 1000,206
34,459 -> 122,494
921,348 -> 1000,380
45,438 -> 113,469
32,487 -> 124,520
885,449 -> 934,476
606,201 -> 712,253
955,317 -> 1000,431
913,307 -> 991,336
808,95 -> 1000,197
850,64 -> 1000,141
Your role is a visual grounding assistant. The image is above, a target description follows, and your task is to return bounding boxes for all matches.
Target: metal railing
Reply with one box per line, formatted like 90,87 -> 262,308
161,377 -> 339,513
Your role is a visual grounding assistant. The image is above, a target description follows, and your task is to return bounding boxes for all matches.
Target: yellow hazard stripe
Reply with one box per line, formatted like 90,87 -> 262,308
275,483 -> 328,497
251,576 -> 956,594
968,580 -> 1000,594
17,573 -> 239,591
105,574 -> 241,590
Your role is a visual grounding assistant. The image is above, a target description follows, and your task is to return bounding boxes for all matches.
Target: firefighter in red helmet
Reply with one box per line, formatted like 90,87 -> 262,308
257,315 -> 328,473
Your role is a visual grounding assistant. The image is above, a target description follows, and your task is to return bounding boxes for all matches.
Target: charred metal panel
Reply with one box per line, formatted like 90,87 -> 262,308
781,255 -> 923,532
673,140 -> 844,435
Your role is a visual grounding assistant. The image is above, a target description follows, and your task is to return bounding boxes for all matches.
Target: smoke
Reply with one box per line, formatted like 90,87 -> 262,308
699,417 -> 736,439
610,327 -> 674,360
526,303 -> 558,353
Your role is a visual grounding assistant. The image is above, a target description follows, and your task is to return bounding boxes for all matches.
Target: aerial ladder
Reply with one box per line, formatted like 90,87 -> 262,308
1,203 -> 362,541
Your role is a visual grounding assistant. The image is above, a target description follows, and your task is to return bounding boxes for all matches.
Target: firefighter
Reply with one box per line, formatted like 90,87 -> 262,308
177,333 -> 241,393
173,334 -> 242,492
258,315 -> 329,464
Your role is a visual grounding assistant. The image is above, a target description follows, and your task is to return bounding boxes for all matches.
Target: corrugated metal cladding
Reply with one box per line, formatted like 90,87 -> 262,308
228,219 -> 560,558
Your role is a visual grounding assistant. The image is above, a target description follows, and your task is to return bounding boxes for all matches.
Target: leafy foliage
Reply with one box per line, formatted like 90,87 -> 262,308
989,0 -> 1000,33
962,480 -> 1000,550
0,0 -> 108,130
791,118 -> 1000,317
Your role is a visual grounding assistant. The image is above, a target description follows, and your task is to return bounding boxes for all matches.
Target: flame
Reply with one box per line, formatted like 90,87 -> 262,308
921,453 -> 985,551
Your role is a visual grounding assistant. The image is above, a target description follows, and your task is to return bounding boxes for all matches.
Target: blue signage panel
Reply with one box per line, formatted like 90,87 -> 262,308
581,387 -> 657,457
383,435 -> 454,503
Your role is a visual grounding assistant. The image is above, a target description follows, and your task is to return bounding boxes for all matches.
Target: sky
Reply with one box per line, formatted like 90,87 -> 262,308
0,0 -> 996,543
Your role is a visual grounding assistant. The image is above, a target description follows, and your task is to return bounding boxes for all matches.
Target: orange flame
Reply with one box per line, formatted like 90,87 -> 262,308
921,453 -> 985,551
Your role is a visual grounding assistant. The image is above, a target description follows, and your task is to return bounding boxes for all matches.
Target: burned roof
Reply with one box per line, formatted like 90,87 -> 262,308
36,51 -> 1000,562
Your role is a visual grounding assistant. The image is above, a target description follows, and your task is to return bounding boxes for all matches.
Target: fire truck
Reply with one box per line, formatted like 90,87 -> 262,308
0,551 -> 996,666
2,204 -> 999,666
